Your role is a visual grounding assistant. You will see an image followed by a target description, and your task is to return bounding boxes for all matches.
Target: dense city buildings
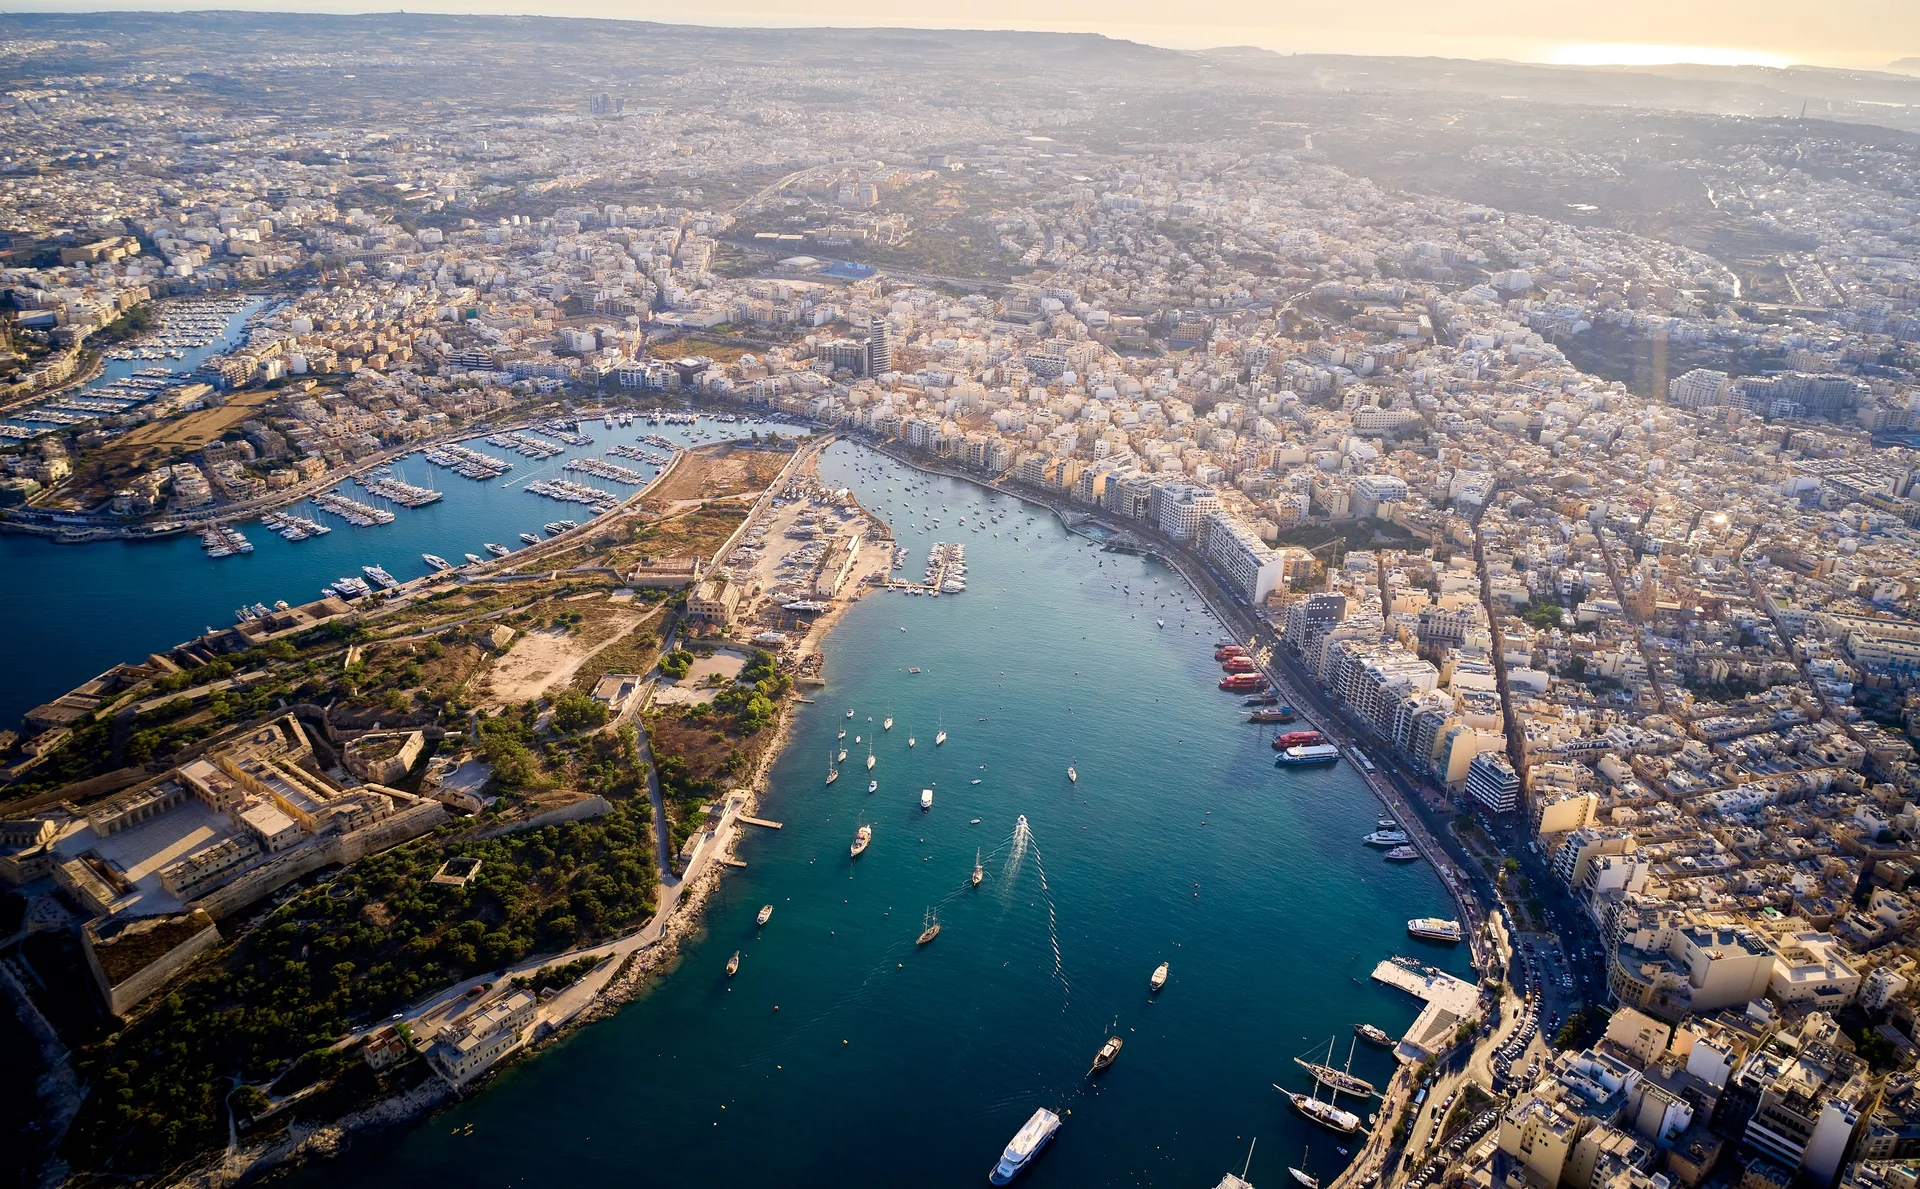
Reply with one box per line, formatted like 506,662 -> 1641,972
0,11 -> 1919,1189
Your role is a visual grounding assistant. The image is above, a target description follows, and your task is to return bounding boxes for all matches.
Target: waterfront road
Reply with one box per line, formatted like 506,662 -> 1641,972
333,788 -> 750,1076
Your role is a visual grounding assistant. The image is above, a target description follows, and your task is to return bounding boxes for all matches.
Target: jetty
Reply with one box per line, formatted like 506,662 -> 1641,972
1371,959 -> 1483,1063
739,816 -> 783,830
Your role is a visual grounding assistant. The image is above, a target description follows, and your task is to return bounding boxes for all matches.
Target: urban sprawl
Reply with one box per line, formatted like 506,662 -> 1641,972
3,14 -> 1920,1189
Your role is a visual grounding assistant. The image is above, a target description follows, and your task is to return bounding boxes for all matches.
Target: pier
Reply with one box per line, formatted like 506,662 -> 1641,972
739,816 -> 783,830
1371,959 -> 1483,1063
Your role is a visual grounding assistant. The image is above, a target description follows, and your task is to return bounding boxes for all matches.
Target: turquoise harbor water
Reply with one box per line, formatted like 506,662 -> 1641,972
0,416 -> 802,731
277,440 -> 1471,1189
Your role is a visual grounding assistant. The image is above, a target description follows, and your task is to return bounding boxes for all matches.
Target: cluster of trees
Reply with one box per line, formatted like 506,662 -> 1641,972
478,703 -> 545,788
70,809 -> 659,1175
550,690 -> 610,734
707,649 -> 786,733
657,648 -> 695,679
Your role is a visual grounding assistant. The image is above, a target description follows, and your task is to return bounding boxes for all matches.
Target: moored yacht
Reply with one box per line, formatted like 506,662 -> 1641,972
1150,961 -> 1169,992
850,825 -> 871,858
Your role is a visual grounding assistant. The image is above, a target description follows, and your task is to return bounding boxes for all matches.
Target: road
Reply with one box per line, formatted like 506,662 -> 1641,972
337,788 -> 750,1077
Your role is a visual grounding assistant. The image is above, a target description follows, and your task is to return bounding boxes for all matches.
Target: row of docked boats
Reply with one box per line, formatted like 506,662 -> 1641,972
199,525 -> 252,558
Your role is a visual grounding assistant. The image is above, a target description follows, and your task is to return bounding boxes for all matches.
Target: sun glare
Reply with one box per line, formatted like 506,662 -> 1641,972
1549,43 -> 1792,68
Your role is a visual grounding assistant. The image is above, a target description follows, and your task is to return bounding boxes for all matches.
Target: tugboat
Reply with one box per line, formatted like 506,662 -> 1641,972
1150,961 -> 1170,993
850,825 -> 872,858
725,951 -> 740,978
756,905 -> 773,926
1090,1036 -> 1123,1075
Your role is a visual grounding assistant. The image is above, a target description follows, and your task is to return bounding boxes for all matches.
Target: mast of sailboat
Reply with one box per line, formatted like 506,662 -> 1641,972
1324,1036 -> 1341,1107
1245,1138 -> 1258,1179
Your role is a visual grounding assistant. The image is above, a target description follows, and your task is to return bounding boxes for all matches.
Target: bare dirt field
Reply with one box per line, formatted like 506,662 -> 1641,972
483,606 -> 656,706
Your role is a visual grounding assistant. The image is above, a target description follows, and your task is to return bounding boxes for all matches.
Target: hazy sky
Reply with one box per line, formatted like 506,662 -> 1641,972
13,0 -> 1918,71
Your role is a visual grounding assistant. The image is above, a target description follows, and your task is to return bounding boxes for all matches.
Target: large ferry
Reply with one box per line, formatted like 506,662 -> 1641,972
1220,673 -> 1269,692
989,1108 -> 1061,1184
1277,744 -> 1341,766
1408,917 -> 1465,943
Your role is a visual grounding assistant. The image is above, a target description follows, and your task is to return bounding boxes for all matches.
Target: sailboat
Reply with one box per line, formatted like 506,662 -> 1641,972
907,735 -> 916,747
839,727 -> 847,740
838,746 -> 848,762
972,850 -> 984,887
1067,761 -> 1078,783
725,951 -> 741,977
866,744 -> 876,771
1296,1037 -> 1376,1097
1289,1146 -> 1316,1189
883,713 -> 893,732
868,779 -> 878,793
1279,1038 -> 1362,1134
917,908 -> 941,945
826,744 -> 839,786
935,714 -> 947,746
846,708 -> 855,718
1217,1138 -> 1258,1189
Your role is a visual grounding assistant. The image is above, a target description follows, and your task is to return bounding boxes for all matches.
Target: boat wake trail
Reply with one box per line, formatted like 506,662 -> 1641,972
1006,815 -> 1069,1007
